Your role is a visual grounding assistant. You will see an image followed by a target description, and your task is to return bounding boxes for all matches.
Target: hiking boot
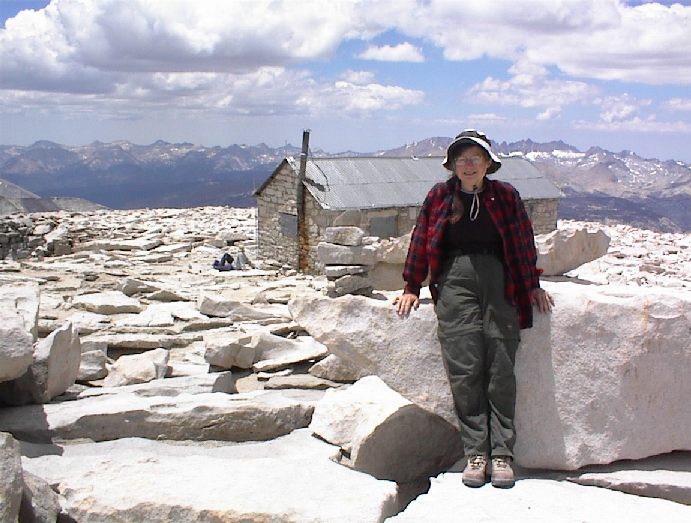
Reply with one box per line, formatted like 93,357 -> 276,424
491,456 -> 515,488
462,455 -> 488,487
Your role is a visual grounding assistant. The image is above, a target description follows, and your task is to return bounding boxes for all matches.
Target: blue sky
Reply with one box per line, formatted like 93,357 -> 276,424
1,0 -> 690,162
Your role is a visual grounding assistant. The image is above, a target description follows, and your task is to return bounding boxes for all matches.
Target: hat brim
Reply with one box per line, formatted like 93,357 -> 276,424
442,136 -> 502,174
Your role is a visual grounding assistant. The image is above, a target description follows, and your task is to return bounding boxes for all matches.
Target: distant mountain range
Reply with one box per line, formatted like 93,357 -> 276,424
0,177 -> 107,214
1,138 -> 689,231
379,137 -> 691,232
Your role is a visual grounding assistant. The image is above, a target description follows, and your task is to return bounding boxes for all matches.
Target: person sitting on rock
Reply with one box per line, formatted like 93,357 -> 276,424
213,253 -> 234,271
394,129 -> 554,489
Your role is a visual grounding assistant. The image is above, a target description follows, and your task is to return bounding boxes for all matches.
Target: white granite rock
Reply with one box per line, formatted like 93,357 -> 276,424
103,348 -> 169,387
0,322 -> 81,405
0,314 -> 34,384
264,375 -> 339,390
77,349 -> 108,381
559,220 -> 691,288
116,277 -> 159,296
310,376 -> 462,483
19,470 -> 62,523
324,227 -> 365,246
116,295 -> 208,327
562,451 -> 691,506
330,274 -> 373,296
117,304 -> 175,327
153,242 -> 193,254
36,321 -> 82,401
166,343 -> 210,377
71,291 -> 143,314
79,337 -> 109,353
21,430 -> 398,523
368,261 -> 407,291
387,473 -> 691,522
372,233 -> 410,264
289,294 -> 458,427
516,282 -> 691,469
0,389 -> 318,443
156,301 -> 207,321
74,237 -> 163,252
0,432 -> 22,523
0,281 -> 40,341
309,353 -> 361,382
197,290 -> 289,321
250,332 -> 328,372
317,242 -> 377,265
291,283 -> 691,470
536,227 -> 611,275
118,300 -> 205,326
66,311 -> 111,335
44,224 -> 71,256
570,469 -> 691,506
80,332 -> 202,351
148,288 -> 186,301
78,372 -> 236,399
204,332 -> 254,369
324,265 -> 370,278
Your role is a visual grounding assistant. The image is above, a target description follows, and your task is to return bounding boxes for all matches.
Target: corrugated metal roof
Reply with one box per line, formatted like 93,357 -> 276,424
288,156 -> 561,210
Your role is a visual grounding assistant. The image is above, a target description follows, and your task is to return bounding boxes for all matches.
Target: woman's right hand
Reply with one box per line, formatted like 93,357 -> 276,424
393,293 -> 420,316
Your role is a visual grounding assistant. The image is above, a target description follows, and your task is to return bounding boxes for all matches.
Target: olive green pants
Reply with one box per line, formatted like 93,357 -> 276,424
436,254 -> 520,458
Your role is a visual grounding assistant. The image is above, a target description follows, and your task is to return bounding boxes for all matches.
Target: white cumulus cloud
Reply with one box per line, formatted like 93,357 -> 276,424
466,70 -> 599,113
296,79 -> 424,115
574,116 -> 691,133
357,42 -> 424,62
663,98 -> 691,111
595,94 -> 652,123
1,0 -> 690,146
384,0 -> 691,84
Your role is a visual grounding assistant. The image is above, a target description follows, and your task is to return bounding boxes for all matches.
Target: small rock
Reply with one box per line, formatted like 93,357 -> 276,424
204,332 -> 254,369
0,432 -> 22,523
264,375 -> 340,390
103,348 -> 169,387
309,354 -> 361,382
72,291 -> 143,315
310,376 -> 462,483
0,322 -> 81,406
324,227 -> 365,246
78,350 -> 109,381
19,471 -> 61,523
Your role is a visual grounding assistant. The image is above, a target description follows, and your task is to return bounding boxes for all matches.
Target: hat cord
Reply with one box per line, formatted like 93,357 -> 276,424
469,185 -> 480,221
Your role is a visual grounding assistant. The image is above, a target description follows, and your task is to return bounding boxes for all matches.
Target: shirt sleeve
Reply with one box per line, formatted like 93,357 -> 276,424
402,191 -> 432,296
515,194 -> 541,290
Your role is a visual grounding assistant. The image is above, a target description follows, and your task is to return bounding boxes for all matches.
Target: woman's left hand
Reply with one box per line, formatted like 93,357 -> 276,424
531,288 -> 554,313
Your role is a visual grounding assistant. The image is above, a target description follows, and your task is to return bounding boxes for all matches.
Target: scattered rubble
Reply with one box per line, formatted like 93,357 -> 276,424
0,206 -> 689,522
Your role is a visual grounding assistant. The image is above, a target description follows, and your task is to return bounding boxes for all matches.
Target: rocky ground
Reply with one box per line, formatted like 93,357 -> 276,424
0,206 -> 689,522
557,220 -> 691,287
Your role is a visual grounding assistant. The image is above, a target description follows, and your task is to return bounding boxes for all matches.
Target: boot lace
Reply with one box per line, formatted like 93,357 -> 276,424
468,455 -> 486,470
492,457 -> 511,470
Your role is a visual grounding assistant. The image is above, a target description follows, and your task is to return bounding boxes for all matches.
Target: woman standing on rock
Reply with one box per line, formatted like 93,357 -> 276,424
394,129 -> 553,488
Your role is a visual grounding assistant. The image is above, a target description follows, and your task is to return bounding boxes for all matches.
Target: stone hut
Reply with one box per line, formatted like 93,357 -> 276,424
254,156 -> 561,273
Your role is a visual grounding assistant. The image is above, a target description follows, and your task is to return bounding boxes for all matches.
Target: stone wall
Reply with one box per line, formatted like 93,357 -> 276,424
257,165 -> 420,274
0,215 -> 70,261
525,198 -> 559,234
256,163 -> 300,269
301,204 -> 419,274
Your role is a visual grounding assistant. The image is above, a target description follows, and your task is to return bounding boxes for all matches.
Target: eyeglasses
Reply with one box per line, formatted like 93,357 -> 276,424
454,156 -> 485,166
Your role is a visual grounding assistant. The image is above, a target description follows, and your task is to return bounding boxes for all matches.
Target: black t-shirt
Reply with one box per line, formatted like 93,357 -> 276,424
442,189 -> 503,253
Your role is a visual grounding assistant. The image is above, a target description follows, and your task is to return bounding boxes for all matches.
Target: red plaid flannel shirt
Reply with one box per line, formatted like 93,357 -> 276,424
403,176 -> 541,329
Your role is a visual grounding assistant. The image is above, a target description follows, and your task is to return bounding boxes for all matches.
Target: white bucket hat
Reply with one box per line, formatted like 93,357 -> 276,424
442,129 -> 502,174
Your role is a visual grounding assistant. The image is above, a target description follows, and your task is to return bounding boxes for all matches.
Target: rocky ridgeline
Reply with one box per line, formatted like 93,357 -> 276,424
0,207 -> 690,522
